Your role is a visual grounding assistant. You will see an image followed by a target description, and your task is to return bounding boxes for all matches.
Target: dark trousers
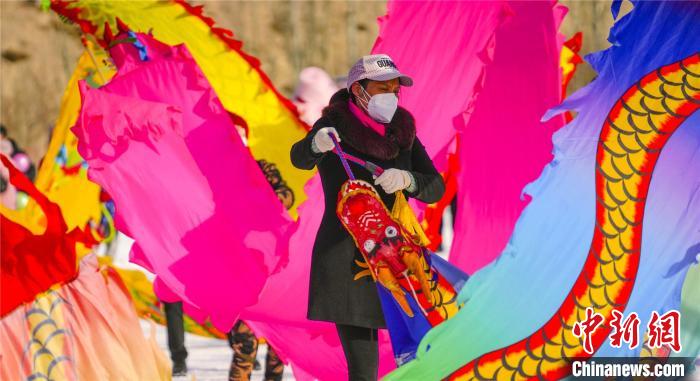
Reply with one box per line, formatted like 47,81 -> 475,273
163,301 -> 188,365
335,324 -> 379,381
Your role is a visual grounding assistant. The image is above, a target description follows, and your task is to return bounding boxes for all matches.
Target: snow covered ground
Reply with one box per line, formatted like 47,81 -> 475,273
141,319 -> 296,381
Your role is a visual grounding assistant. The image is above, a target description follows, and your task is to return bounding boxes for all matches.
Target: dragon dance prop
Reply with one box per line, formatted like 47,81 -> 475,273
448,50 -> 700,381
385,1 -> 700,379
0,255 -> 171,380
0,157 -> 168,380
50,0 -> 312,218
331,136 -> 467,365
47,6 -> 359,375
31,35 -> 229,338
73,30 -> 294,330
49,3 -> 384,379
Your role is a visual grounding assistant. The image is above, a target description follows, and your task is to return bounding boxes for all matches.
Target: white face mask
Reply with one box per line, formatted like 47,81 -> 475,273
358,86 -> 398,123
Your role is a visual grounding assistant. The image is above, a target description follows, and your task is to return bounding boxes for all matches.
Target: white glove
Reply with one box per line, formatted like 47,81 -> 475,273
311,127 -> 341,154
374,168 -> 413,194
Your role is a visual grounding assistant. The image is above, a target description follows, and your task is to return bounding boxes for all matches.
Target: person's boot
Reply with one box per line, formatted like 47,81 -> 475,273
173,361 -> 188,377
264,346 -> 284,381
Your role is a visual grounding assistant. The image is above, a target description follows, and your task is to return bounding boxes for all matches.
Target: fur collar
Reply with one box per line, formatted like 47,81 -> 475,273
321,89 -> 415,161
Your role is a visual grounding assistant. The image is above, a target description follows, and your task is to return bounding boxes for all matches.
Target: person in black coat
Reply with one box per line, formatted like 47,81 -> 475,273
290,54 -> 444,381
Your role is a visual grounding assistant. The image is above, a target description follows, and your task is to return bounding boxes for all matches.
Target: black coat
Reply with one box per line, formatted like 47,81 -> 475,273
290,89 -> 445,328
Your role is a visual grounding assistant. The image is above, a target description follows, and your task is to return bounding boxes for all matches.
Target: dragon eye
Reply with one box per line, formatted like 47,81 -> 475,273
363,239 -> 376,252
385,226 -> 398,238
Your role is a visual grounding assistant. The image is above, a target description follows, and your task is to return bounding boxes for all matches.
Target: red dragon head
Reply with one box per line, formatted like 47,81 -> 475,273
336,180 -> 423,276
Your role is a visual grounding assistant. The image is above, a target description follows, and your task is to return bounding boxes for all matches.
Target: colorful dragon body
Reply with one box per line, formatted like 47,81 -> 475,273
448,53 -> 700,380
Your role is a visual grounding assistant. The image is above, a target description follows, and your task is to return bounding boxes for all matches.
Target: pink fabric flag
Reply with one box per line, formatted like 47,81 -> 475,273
371,0 -> 511,173
73,33 -> 293,330
449,1 -> 567,274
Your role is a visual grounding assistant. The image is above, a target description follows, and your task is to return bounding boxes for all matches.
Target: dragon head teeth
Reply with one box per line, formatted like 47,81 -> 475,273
341,179 -> 379,196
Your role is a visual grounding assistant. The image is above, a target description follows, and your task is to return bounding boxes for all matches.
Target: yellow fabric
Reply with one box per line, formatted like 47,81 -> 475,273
560,42 -> 577,80
27,40 -> 114,241
391,192 -> 459,320
98,257 -> 227,339
52,0 -> 313,218
391,191 -> 431,246
0,202 -> 44,235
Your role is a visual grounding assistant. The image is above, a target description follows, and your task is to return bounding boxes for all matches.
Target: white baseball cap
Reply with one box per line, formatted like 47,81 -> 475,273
347,54 -> 413,89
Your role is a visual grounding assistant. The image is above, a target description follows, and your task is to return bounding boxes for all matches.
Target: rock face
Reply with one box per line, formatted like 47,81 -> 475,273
1,1 -> 83,163
1,0 -> 614,163
203,1 -> 388,95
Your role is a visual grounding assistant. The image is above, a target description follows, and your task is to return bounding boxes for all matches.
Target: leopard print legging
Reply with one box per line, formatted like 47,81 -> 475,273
228,321 -> 284,381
